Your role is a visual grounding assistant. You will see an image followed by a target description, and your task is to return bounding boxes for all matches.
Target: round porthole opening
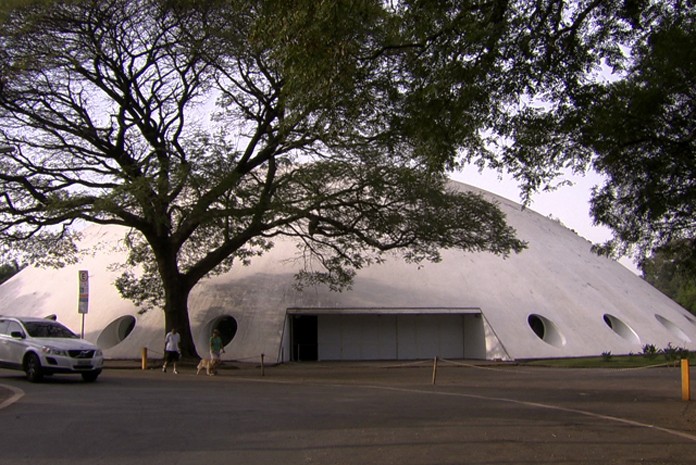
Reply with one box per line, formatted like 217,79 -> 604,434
206,315 -> 238,347
655,314 -> 692,343
603,314 -> 640,344
527,314 -> 566,347
217,316 -> 238,346
97,315 -> 136,349
683,313 -> 696,326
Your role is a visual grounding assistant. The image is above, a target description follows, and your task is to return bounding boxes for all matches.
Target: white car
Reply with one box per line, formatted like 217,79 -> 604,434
0,316 -> 103,382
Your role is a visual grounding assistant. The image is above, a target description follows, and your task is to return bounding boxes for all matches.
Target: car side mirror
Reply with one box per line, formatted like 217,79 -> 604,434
10,331 -> 25,339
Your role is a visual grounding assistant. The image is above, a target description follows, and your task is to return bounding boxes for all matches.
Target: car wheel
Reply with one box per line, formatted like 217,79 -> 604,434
81,370 -> 100,382
24,353 -> 43,383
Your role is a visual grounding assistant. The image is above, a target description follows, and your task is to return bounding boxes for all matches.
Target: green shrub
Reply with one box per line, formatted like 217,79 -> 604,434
663,343 -> 690,363
642,344 -> 659,359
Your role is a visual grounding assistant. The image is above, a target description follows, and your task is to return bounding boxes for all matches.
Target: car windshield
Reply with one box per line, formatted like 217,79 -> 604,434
23,321 -> 78,338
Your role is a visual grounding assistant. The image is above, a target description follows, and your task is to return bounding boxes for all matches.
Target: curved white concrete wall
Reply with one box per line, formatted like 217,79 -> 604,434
0,181 -> 693,362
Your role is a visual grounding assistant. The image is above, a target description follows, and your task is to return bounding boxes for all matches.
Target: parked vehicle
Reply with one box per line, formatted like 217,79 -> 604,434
0,316 -> 103,382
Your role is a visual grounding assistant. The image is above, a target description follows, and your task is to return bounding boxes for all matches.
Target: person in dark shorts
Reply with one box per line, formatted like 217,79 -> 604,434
162,327 -> 181,374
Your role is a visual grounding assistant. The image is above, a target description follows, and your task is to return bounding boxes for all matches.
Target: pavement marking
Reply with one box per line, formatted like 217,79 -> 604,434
0,383 -> 24,411
368,385 -> 696,443
114,371 -> 696,442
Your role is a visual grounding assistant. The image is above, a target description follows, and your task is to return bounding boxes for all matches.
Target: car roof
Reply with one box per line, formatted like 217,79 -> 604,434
1,316 -> 61,323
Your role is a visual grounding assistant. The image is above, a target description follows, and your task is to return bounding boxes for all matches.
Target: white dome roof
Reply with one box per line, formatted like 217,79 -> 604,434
0,181 -> 693,362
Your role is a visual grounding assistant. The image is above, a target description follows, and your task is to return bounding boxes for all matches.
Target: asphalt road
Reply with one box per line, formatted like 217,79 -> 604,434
1,361 -> 696,464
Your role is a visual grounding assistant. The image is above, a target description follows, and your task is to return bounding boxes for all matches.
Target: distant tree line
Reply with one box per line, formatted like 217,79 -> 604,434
640,239 -> 696,315
0,260 -> 22,285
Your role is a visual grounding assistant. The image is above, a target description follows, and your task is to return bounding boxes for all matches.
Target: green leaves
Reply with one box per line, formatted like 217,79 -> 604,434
273,160 -> 525,291
641,239 -> 696,314
578,10 -> 696,260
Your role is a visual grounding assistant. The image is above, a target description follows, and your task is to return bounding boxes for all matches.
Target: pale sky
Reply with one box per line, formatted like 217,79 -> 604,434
449,167 -> 641,274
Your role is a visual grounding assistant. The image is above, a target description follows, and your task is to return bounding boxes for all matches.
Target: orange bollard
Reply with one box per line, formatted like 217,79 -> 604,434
682,358 -> 691,401
141,347 -> 148,370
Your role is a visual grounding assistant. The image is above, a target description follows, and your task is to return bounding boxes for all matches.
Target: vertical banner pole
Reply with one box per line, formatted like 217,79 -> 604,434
78,270 -> 89,338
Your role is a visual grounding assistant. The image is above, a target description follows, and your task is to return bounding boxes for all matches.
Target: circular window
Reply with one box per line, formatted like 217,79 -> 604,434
200,315 -> 238,351
214,315 -> 238,346
97,315 -> 136,349
683,313 -> 696,326
527,314 -> 566,347
603,314 -> 640,344
655,314 -> 692,343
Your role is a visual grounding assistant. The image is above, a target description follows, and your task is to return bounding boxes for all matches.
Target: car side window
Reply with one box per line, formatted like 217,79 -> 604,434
0,320 -> 8,335
6,321 -> 24,337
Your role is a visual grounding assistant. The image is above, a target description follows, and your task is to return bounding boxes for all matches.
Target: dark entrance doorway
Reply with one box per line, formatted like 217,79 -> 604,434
291,315 -> 318,361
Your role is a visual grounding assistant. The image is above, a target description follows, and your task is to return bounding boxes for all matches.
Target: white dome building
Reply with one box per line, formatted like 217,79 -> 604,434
0,181 -> 693,363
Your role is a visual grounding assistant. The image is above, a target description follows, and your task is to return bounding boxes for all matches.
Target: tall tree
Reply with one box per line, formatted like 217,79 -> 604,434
0,0 -> 650,355
517,1 -> 695,262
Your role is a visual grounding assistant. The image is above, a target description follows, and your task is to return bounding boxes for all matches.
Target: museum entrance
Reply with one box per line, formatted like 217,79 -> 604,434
287,309 -> 487,361
290,315 -> 318,361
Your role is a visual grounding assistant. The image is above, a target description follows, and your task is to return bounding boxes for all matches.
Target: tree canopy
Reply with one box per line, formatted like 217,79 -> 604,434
542,1 -> 695,261
641,239 -> 696,314
0,260 -> 22,285
0,0 -> 688,355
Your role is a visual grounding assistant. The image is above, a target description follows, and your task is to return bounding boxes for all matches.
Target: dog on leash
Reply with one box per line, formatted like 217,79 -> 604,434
196,358 -> 220,376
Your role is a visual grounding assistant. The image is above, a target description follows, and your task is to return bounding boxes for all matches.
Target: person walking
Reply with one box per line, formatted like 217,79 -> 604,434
162,327 -> 181,374
209,329 -> 224,375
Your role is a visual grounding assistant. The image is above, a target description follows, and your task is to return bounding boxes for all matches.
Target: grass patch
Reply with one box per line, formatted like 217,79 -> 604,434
520,355 -> 693,369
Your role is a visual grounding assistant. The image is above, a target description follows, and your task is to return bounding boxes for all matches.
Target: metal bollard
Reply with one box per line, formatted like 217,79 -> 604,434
141,347 -> 148,370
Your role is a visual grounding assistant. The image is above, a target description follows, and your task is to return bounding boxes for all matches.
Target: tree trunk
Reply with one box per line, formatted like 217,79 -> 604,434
162,281 -> 198,359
